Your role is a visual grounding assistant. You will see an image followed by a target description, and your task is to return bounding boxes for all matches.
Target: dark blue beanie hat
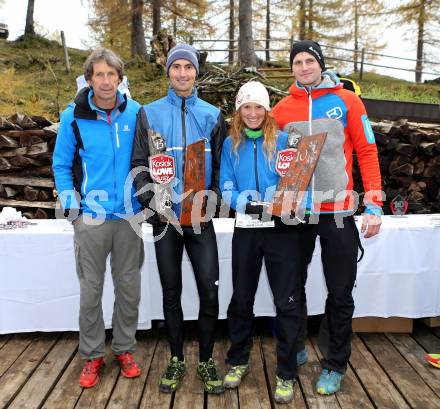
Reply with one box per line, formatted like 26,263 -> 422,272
166,44 -> 199,75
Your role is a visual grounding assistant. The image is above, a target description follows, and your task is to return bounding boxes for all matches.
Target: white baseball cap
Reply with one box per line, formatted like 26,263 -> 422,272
235,81 -> 271,111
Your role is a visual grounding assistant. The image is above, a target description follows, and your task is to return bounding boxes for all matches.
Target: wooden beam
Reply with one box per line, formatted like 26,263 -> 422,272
9,155 -> 44,168
0,134 -> 19,148
0,176 -> 54,188
0,130 -> 47,138
0,142 -> 49,158
0,198 -> 56,209
0,157 -> 12,171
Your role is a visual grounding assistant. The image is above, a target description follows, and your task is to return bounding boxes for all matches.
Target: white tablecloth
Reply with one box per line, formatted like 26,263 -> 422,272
1,215 -> 440,333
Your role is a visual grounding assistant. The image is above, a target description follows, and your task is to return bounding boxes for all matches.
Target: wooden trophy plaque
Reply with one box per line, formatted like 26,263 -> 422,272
272,132 -> 327,218
180,139 -> 206,227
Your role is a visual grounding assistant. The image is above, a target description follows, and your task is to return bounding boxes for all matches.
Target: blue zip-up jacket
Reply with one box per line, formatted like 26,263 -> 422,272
220,131 -> 289,213
53,88 -> 142,219
131,87 -> 227,223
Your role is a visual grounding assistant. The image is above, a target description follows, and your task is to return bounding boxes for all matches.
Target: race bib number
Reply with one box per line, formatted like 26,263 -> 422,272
235,210 -> 274,229
149,154 -> 175,184
275,148 -> 297,177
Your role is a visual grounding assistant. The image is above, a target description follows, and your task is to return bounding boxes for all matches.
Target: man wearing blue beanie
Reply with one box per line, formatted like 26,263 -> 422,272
165,44 -> 200,75
131,44 -> 227,394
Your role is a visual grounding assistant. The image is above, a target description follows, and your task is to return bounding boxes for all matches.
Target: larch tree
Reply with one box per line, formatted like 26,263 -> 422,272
160,0 -> 213,40
131,0 -> 148,59
152,0 -> 161,36
392,0 -> 440,82
350,0 -> 387,72
87,0 -> 132,58
238,0 -> 258,65
25,0 -> 35,35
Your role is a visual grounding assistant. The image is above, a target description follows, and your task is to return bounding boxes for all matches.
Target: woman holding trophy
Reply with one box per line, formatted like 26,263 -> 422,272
220,81 -> 303,404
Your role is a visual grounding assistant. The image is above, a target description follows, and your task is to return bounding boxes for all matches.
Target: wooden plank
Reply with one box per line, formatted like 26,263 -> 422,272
237,336 -> 272,409
0,334 -> 33,378
349,335 -> 410,409
360,333 -> 438,409
0,142 -> 49,158
412,321 -> 440,353
9,155 -> 44,167
207,336 -> 239,409
74,341 -> 120,409
138,336 -> 173,409
0,199 -> 56,209
0,335 -> 11,350
353,317 -> 413,333
106,333 -> 157,409
432,327 -> 440,339
0,176 -> 54,187
41,351 -> 85,409
261,336 -> 306,409
1,129 -> 46,138
8,333 -> 78,409
0,157 -> 12,170
0,333 -> 59,409
296,339 -> 340,409
311,335 -> 374,409
173,337 -> 205,409
0,134 -> 19,148
422,317 -> 440,328
387,333 -> 440,397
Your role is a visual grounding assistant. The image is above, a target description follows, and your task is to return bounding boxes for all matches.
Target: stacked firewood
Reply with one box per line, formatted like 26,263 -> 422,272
0,114 -> 58,219
1,113 -> 439,218
197,66 -> 288,115
353,119 -> 440,214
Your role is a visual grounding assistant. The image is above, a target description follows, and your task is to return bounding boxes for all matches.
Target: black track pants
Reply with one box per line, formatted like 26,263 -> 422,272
226,227 -> 302,380
297,215 -> 359,373
153,221 -> 219,362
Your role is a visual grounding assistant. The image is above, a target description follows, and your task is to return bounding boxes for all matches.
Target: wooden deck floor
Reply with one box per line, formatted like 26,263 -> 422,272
1,321 -> 440,409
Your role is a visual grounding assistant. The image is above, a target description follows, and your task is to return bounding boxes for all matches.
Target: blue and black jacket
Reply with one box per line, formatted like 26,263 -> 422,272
131,87 -> 227,224
220,130 -> 289,212
52,87 -> 142,219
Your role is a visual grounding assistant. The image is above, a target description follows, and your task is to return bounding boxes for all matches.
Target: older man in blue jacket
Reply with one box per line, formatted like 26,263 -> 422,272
53,48 -> 144,388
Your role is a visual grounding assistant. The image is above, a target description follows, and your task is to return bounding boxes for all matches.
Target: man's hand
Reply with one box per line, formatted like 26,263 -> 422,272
361,213 -> 381,238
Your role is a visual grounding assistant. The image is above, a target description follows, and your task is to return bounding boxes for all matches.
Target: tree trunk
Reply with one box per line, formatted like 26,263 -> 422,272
415,0 -> 425,83
307,0 -> 313,38
265,0 -> 270,62
131,0 -> 147,59
354,0 -> 359,72
172,0 -> 177,37
298,0 -> 306,40
25,0 -> 35,35
228,0 -> 235,64
152,0 -> 161,36
238,0 -> 258,66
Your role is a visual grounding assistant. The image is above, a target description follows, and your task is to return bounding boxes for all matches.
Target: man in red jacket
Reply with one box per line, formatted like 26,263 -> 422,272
272,40 -> 383,395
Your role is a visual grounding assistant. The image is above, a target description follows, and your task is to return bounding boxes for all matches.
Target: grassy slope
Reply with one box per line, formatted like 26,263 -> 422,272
0,36 -> 438,122
0,36 -> 169,121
